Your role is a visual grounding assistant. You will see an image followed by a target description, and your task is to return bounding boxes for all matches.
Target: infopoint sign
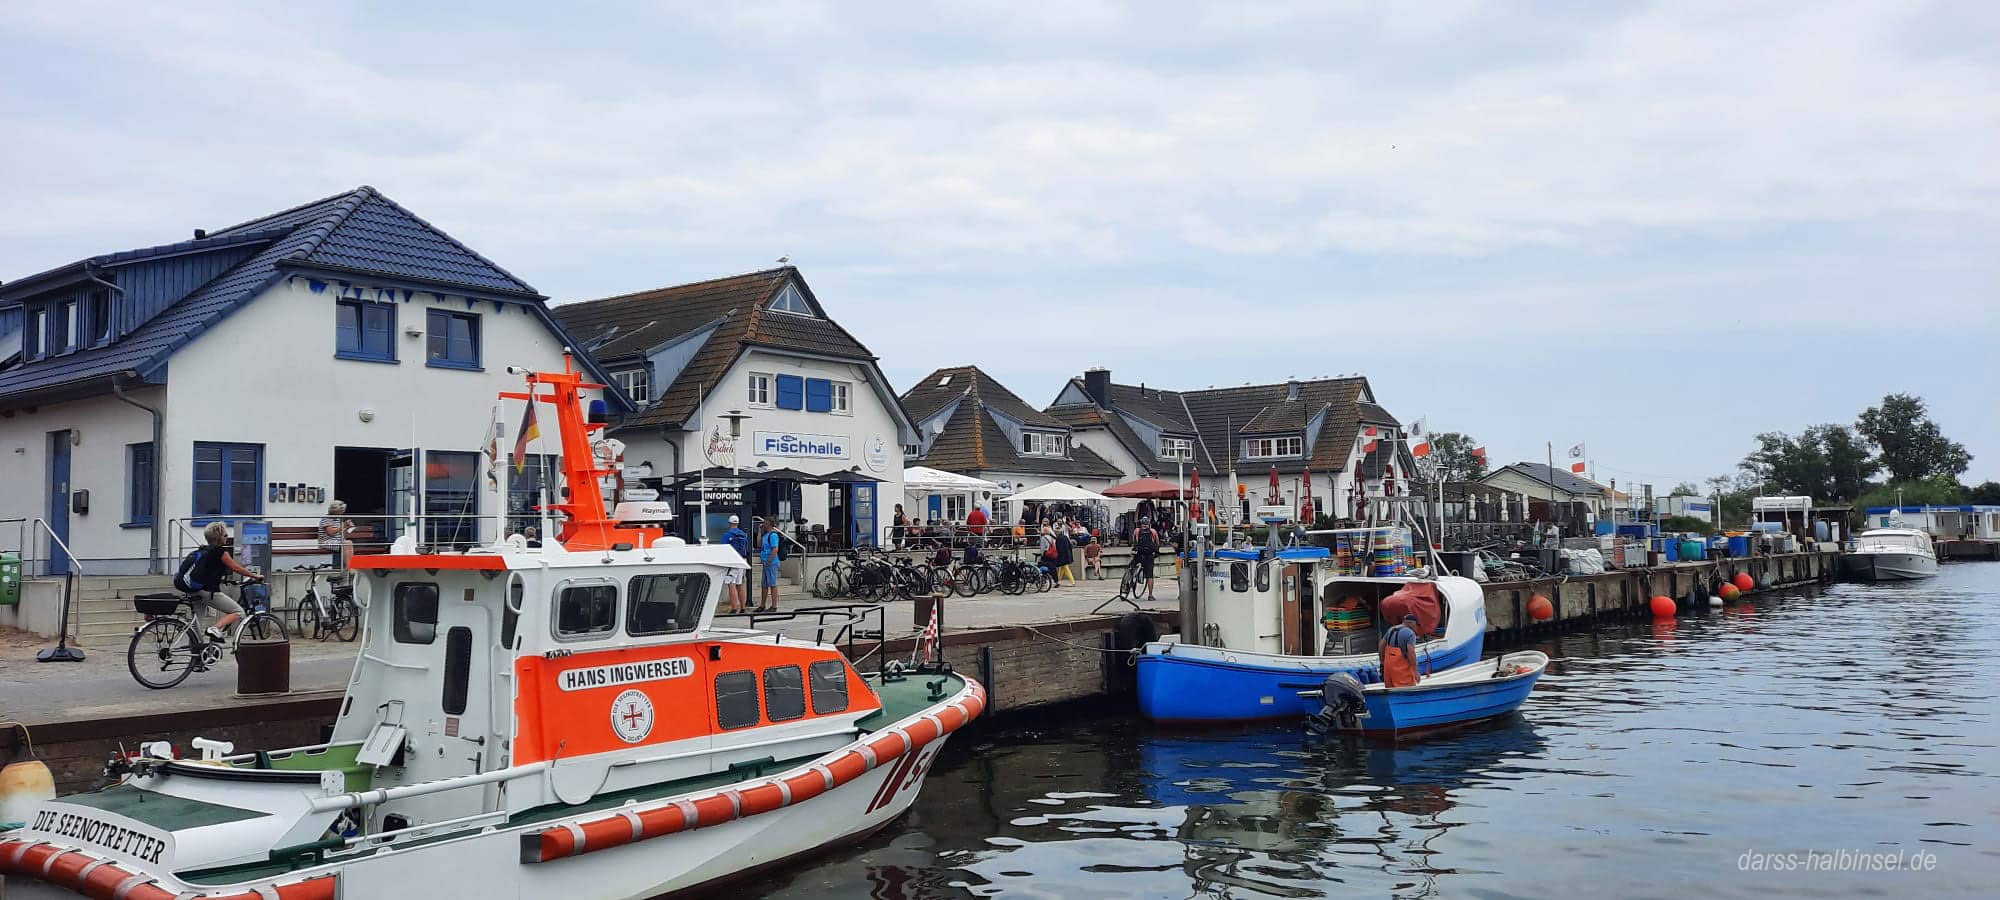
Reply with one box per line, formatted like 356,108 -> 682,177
754,431 -> 851,460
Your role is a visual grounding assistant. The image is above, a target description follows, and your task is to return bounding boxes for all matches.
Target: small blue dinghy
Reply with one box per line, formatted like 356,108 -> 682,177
1301,650 -> 1549,739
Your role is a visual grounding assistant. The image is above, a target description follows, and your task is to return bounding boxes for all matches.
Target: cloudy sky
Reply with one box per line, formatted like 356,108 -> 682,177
5,1 -> 1996,485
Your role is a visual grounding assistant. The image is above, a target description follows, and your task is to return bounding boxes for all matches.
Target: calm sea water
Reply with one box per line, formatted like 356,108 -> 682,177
749,563 -> 1999,898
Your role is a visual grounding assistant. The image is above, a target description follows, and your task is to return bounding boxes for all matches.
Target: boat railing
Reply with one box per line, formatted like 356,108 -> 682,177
733,602 -> 888,672
307,760 -> 553,814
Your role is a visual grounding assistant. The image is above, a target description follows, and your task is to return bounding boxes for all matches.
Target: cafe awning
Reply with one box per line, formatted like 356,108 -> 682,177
1001,481 -> 1111,504
903,466 -> 1003,494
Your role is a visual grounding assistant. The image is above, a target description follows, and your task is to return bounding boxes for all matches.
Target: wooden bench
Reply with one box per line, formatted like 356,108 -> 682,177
273,523 -> 380,557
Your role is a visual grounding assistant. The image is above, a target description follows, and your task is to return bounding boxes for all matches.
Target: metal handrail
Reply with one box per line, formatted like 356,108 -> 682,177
29,517 -> 84,661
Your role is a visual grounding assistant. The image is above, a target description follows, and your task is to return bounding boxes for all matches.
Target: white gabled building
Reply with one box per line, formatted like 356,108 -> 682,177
552,268 -> 916,548
0,186 -> 622,578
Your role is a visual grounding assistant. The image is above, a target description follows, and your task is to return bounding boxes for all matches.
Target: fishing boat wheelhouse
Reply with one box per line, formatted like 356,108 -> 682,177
1,360 -> 983,900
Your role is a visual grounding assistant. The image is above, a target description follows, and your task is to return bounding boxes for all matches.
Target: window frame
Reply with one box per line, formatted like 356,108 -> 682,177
829,381 -> 852,415
392,582 -> 440,645
766,284 -> 814,317
625,572 -> 711,637
87,289 -> 114,347
1242,435 -> 1303,460
23,306 -> 46,360
613,367 -> 651,403
1160,437 -> 1194,461
550,578 -> 619,642
808,659 -> 850,714
715,669 -> 762,730
51,298 -> 76,356
425,308 -> 482,371
747,372 -> 772,407
1020,431 -> 1065,457
334,298 -> 398,363
125,442 -> 155,527
191,441 -> 263,521
763,664 -> 806,722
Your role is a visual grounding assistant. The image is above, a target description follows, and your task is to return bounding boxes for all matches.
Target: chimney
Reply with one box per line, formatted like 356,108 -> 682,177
193,228 -> 208,240
1285,378 -> 1301,401
1083,368 -> 1111,407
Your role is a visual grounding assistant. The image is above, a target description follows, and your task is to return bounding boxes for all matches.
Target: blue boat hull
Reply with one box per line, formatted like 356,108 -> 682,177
1352,665 -> 1543,737
1136,634 -> 1484,723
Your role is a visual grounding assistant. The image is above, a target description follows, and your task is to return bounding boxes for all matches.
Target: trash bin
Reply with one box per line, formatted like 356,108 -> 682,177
0,552 -> 20,606
237,633 -> 291,695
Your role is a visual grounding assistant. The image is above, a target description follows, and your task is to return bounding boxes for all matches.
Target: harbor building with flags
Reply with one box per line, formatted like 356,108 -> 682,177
550,267 -> 917,548
1477,462 -> 1619,532
1045,370 -> 1417,525
0,186 -> 621,577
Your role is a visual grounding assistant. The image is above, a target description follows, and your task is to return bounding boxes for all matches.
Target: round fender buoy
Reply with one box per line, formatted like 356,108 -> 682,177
1732,573 -> 1755,592
1709,595 -> 1724,608
1527,595 -> 1554,621
1649,595 -> 1677,618
1719,583 -> 1741,602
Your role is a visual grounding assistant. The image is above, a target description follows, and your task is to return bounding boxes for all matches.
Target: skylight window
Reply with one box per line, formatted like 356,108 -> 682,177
937,375 -> 952,387
767,284 -> 813,316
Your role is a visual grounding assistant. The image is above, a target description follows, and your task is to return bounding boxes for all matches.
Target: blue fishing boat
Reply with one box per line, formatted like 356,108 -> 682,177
1302,651 -> 1549,738
1135,532 -> 1487,724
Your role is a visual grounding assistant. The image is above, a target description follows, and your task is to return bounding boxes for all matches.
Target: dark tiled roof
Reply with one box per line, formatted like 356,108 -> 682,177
1045,377 -> 1201,472
0,186 -> 564,408
551,267 -> 878,430
1487,462 -> 1606,496
1104,382 -> 1197,432
1355,401 -> 1400,426
1240,400 -> 1327,434
1180,378 -> 1370,475
901,366 -> 1065,430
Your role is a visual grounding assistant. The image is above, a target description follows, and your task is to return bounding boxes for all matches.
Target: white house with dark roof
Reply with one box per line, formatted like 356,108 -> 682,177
0,186 -> 619,580
901,366 -> 1123,522
551,268 -> 916,548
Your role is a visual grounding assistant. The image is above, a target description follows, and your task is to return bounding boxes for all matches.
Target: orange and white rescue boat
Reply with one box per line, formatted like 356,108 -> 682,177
1,361 -> 982,899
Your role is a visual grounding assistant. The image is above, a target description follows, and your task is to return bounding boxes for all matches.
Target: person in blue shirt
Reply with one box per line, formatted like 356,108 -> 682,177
756,519 -> 784,612
720,515 -> 750,614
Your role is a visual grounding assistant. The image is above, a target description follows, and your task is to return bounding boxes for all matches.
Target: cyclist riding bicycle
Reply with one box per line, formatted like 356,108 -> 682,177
176,521 -> 265,641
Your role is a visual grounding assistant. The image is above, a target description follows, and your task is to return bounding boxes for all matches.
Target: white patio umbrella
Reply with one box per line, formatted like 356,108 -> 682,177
1000,481 -> 1112,504
902,466 -> 1003,494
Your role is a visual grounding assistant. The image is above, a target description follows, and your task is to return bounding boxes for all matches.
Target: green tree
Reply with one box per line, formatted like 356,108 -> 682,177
1854,477 -> 1965,520
1670,482 -> 1700,497
1738,424 -> 1878,502
1967,481 -> 2000,505
1857,394 -> 1971,482
1428,432 -> 1487,482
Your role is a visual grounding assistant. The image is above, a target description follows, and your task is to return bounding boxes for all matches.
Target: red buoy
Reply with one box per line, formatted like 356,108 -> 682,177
1719,583 -> 1741,602
1649,595 -> 1677,618
1527,595 -> 1554,621
1732,573 -> 1755,592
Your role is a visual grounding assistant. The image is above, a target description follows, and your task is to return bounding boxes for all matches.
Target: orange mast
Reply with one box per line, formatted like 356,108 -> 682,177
499,354 -> 663,551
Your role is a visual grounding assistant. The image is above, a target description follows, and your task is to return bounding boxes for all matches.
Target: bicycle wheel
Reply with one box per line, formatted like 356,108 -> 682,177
1036,571 -> 1055,592
298,601 -> 322,641
813,567 -> 844,599
1121,564 -> 1144,599
952,566 -> 977,597
295,588 -> 317,634
128,617 -> 199,689
236,611 -> 289,647
332,596 -> 360,642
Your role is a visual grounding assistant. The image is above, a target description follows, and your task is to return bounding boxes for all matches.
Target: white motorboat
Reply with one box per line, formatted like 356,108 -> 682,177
0,360 -> 982,900
1843,528 -> 1938,581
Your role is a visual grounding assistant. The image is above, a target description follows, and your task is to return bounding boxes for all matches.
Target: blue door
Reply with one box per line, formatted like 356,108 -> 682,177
850,484 -> 877,548
47,431 -> 72,575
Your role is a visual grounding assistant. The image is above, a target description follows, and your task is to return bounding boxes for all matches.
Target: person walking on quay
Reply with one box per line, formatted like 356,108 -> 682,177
1131,518 -> 1161,598
721,515 -> 750,614
1379,613 -> 1420,688
892,504 -> 909,550
1037,525 -> 1059,579
756,519 -> 783,612
1053,523 -> 1076,584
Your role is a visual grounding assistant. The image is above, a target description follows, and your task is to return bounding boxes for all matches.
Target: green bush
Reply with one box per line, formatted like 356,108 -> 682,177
1659,515 -> 1714,535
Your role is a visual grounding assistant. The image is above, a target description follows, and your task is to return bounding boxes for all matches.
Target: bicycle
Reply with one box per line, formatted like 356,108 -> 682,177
1118,554 -> 1157,602
127,582 -> 289,690
294,563 -> 360,642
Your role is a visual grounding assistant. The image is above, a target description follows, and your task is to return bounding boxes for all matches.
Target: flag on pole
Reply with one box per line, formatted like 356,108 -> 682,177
514,397 -> 541,472
1471,446 -> 1487,459
1567,443 -> 1586,473
1300,467 -> 1315,520
1268,466 -> 1280,502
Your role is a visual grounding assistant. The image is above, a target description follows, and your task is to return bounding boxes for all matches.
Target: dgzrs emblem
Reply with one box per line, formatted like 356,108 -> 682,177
610,689 -> 655,743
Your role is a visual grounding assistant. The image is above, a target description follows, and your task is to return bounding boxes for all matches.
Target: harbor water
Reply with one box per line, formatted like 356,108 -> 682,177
749,563 -> 1998,898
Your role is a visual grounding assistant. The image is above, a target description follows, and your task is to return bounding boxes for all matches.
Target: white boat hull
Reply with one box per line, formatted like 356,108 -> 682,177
1844,551 -> 1938,581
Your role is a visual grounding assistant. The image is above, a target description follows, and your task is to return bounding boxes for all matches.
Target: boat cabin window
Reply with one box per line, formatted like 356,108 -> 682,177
394,583 -> 439,644
626,573 -> 710,636
442,626 -> 472,715
809,659 -> 849,714
555,583 -> 618,640
764,665 -> 806,722
715,670 -> 760,730
1230,563 -> 1249,593
1255,561 -> 1271,592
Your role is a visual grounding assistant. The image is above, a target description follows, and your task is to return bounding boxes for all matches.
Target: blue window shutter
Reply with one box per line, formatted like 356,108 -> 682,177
775,374 -> 804,410
804,378 -> 832,413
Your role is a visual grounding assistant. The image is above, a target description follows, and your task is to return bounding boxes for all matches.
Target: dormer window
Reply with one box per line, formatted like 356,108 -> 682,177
613,367 -> 650,403
23,306 -> 46,359
1160,437 -> 1195,461
1021,431 -> 1065,457
767,284 -> 813,316
1243,436 -> 1303,459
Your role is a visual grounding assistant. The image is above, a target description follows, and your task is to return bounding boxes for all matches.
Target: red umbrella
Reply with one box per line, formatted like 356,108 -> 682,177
1187,469 -> 1200,525
1268,466 -> 1280,502
1103,476 -> 1183,500
1301,467 -> 1314,520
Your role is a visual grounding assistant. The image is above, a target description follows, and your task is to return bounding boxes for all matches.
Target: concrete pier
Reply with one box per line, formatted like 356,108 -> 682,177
1478,550 -> 1841,638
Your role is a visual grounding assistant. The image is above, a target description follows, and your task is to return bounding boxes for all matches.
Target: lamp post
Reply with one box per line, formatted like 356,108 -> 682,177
717,409 -> 754,594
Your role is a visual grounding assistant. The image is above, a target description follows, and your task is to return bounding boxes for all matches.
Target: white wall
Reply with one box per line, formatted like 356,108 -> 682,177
678,348 -> 906,544
0,389 -> 160,573
159,276 -> 593,557
1068,425 -> 1147,480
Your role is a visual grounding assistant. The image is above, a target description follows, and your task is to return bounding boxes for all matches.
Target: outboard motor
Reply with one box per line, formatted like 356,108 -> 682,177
1303,672 -> 1370,735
